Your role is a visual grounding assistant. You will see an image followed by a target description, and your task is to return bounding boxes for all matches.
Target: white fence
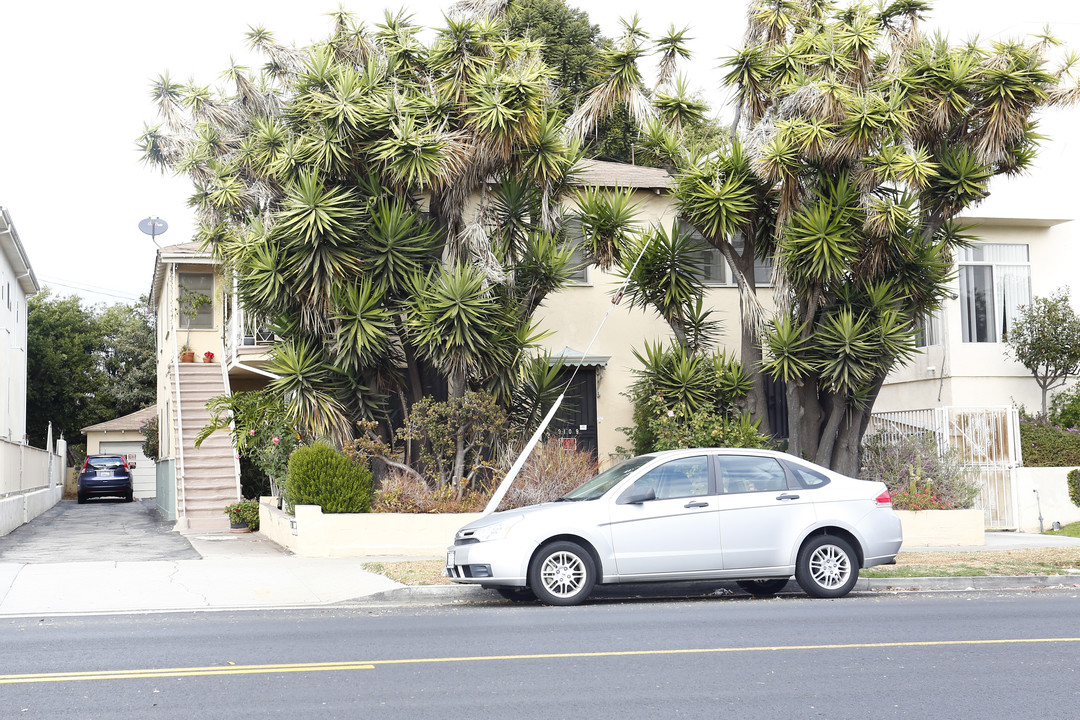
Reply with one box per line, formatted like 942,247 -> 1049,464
867,406 -> 1021,529
0,437 -> 66,536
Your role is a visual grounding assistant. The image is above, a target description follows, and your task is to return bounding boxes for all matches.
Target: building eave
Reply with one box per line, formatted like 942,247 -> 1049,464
0,207 -> 40,296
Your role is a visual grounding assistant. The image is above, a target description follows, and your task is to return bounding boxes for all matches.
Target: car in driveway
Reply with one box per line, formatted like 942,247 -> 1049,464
77,455 -> 135,504
446,448 -> 902,605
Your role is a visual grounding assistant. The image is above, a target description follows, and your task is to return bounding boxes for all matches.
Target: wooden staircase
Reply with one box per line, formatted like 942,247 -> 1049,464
175,362 -> 238,533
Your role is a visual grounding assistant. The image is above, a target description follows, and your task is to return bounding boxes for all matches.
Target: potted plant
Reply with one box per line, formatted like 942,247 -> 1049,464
224,498 -> 260,532
180,344 -> 195,363
203,350 -> 215,363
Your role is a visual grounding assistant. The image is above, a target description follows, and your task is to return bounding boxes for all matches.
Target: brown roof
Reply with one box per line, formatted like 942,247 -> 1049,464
81,407 -> 157,434
572,159 -> 672,190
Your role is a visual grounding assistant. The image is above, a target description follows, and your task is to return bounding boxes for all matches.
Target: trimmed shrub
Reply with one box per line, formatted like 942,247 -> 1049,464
284,443 -> 373,514
1069,469 -> 1080,508
1018,417 -> 1080,467
861,432 -> 979,510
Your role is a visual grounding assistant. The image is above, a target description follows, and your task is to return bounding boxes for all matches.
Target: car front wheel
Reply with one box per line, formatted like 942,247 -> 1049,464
795,535 -> 858,599
528,541 -> 596,606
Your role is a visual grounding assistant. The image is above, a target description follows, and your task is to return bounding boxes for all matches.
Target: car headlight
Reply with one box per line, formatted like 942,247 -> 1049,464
471,516 -> 522,543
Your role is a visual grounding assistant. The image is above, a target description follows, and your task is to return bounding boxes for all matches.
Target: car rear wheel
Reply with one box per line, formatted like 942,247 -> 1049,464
77,493 -> 87,505
126,490 -> 134,502
795,535 -> 858,599
737,578 -> 790,597
528,541 -> 596,606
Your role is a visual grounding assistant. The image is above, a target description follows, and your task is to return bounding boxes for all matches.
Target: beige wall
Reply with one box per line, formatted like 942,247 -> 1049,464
532,188 -> 748,465
155,259 -> 226,462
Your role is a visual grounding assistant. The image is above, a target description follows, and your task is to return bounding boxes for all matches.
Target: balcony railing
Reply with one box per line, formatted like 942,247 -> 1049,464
224,299 -> 276,360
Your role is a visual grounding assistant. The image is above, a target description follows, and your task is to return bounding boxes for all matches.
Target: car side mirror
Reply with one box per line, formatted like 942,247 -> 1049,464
618,488 -> 656,505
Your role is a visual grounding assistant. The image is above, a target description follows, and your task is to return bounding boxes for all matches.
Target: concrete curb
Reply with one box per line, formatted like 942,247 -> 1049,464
352,575 -> 1080,607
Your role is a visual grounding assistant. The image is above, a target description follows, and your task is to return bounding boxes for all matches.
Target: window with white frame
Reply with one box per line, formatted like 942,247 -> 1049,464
562,218 -> 590,284
958,243 -> 1030,343
178,272 -> 215,329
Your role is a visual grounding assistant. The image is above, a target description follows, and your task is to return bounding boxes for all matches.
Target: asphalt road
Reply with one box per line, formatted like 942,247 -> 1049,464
2,589 -> 1078,719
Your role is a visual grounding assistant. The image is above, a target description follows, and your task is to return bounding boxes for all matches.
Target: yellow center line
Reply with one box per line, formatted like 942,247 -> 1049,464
2,638 -> 1078,685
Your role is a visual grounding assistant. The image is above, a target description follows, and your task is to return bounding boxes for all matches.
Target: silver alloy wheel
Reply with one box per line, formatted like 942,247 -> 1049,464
539,550 -> 587,598
808,543 -> 851,589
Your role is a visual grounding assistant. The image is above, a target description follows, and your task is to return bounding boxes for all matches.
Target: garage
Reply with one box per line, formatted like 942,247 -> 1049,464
81,407 -> 158,500
98,441 -> 156,498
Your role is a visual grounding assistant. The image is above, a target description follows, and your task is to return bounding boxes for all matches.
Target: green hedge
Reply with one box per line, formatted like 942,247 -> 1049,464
1018,419 -> 1080,467
284,442 -> 373,514
1069,469 -> 1080,508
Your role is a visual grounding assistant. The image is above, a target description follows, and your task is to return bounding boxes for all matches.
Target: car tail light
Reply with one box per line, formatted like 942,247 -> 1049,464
121,457 -> 130,469
875,489 -> 892,507
81,458 -> 89,470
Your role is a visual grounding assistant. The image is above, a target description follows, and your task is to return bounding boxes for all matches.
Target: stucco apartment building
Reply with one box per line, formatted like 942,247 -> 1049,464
148,160 -> 1078,531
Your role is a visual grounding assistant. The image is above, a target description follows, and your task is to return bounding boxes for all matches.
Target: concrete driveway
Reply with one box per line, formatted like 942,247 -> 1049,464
0,499 -> 199,563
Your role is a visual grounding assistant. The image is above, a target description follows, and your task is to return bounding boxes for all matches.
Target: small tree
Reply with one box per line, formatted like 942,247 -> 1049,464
1006,288 -> 1080,417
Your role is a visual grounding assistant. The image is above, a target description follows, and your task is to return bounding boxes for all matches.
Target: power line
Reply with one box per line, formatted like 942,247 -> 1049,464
38,277 -> 142,302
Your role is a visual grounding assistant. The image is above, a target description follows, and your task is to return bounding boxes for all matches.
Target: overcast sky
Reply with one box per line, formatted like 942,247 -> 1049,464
1,0 -> 1077,307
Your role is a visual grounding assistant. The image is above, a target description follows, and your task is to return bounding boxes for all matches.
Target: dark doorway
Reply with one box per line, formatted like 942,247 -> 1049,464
550,367 -> 599,461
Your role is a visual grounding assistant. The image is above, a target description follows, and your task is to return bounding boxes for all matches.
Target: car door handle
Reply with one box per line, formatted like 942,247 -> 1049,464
776,493 -> 800,501
684,501 -> 709,508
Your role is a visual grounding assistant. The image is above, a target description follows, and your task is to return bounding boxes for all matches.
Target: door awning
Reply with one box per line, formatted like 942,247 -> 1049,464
549,346 -> 610,367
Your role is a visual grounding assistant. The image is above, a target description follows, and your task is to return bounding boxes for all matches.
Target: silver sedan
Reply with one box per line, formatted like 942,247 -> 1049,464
446,448 -> 902,605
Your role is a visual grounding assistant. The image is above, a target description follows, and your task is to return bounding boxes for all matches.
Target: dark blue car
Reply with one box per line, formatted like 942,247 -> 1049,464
77,455 -> 134,504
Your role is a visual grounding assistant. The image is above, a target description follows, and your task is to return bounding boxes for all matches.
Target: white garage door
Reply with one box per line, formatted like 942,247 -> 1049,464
99,441 -> 156,499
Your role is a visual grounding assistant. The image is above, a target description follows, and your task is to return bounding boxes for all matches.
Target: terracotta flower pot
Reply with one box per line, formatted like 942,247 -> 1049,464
203,357 -> 213,363
180,351 -> 195,363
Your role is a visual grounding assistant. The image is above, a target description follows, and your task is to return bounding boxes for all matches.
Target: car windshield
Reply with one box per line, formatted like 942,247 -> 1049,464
87,457 -> 124,470
560,456 -> 653,501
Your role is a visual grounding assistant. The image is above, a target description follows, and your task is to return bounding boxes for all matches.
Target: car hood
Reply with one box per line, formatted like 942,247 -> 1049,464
457,500 -> 586,532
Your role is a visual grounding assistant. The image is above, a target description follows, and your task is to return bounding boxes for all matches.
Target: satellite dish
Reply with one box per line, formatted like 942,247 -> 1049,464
139,217 -> 168,248
139,217 -> 169,236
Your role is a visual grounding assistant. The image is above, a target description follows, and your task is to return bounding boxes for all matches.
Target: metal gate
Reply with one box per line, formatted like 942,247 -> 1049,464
867,406 -> 1021,529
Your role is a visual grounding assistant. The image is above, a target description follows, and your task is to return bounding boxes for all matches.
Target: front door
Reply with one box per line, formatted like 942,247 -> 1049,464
551,368 -> 598,461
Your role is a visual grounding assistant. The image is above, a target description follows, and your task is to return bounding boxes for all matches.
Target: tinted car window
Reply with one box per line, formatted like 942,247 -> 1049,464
86,456 -> 125,470
562,456 -> 652,501
717,455 -> 788,493
623,456 -> 710,500
787,463 -> 831,489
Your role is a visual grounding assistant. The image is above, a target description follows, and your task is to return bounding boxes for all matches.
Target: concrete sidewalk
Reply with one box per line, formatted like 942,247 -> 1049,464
0,531 -> 404,616
1,529 -> 1078,617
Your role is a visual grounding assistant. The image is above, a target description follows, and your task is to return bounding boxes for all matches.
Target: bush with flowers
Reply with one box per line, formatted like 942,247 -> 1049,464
203,350 -> 215,361
195,390 -> 301,498
1018,414 -> 1080,467
224,498 -> 260,529
861,432 -> 979,510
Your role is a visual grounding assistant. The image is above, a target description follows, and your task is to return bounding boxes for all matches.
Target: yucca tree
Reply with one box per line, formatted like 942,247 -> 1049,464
664,0 -> 1078,473
139,8 -> 580,468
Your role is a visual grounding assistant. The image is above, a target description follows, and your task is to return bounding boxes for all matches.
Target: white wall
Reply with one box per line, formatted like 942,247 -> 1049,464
879,219 -> 1079,415
1014,467 -> 1080,533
